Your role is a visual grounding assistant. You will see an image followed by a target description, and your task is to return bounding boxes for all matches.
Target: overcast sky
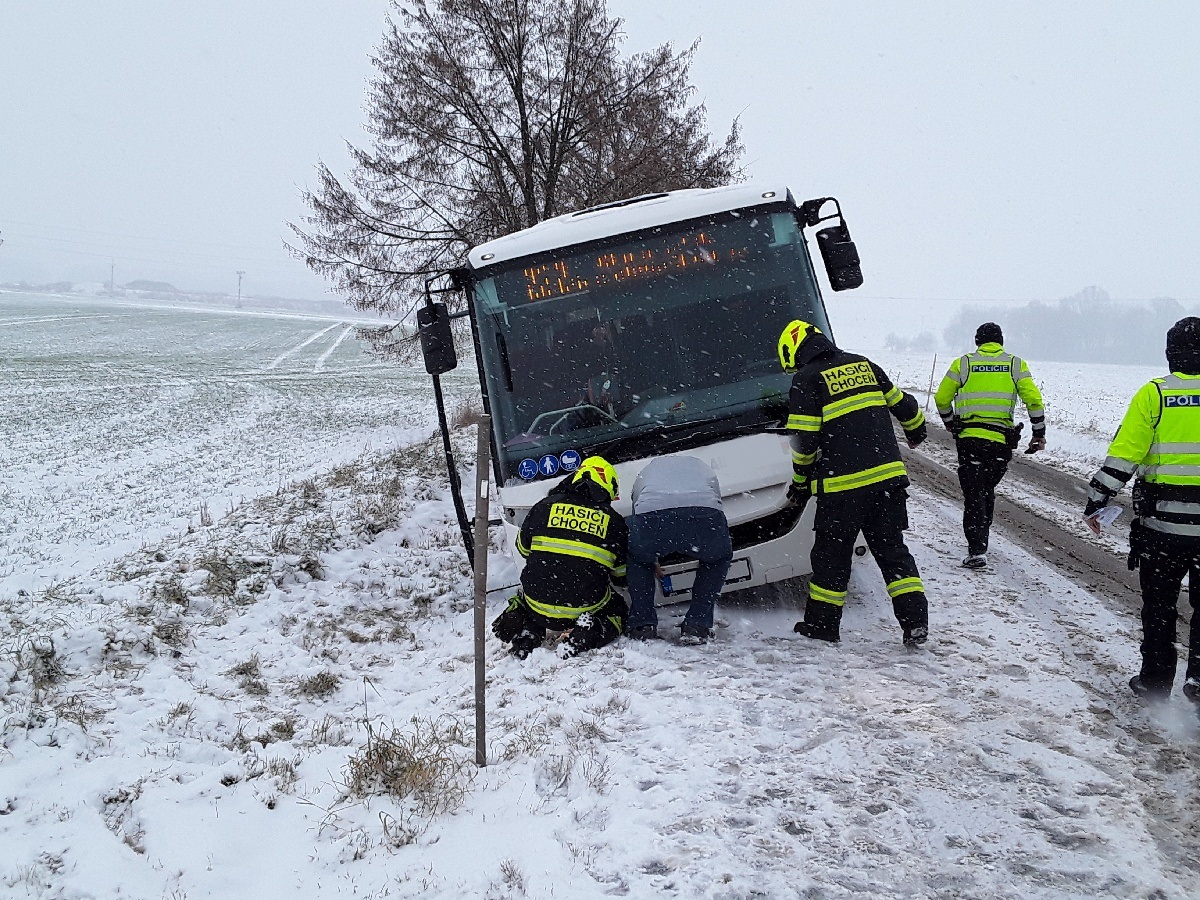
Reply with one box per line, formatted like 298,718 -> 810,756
2,1 -> 1198,306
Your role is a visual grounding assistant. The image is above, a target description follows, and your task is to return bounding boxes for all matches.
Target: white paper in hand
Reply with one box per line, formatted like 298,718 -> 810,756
1090,506 -> 1122,527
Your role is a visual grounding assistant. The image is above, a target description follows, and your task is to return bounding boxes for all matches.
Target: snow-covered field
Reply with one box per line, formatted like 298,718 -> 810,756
0,291 -> 475,596
3,295 -> 1200,898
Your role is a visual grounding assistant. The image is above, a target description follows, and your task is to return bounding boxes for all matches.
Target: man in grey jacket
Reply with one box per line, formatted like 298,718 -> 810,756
626,455 -> 733,644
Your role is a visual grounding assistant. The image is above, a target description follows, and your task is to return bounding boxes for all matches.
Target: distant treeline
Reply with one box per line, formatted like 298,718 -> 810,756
943,287 -> 1200,366
0,280 -> 74,293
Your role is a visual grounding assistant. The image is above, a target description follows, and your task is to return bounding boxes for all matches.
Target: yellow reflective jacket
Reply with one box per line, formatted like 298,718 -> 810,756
934,342 -> 1045,444
1086,373 -> 1200,536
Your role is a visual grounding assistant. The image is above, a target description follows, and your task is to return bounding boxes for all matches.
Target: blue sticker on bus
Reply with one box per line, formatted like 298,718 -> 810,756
559,449 -> 581,472
539,454 -> 561,477
518,458 -> 539,480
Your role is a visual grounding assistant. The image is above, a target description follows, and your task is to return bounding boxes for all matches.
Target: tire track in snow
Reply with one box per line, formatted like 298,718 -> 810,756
314,325 -> 354,372
910,485 -> 1200,894
0,314 -> 128,328
266,321 -> 343,370
902,432 -> 1144,612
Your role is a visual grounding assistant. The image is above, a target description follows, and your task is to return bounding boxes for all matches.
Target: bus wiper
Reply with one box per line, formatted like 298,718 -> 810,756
585,416 -> 781,459
494,328 -> 514,392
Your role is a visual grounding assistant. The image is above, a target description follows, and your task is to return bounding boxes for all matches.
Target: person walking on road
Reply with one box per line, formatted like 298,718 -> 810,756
491,456 -> 628,659
625,455 -> 732,645
935,322 -> 1046,569
779,319 -> 930,646
1083,317 -> 1200,704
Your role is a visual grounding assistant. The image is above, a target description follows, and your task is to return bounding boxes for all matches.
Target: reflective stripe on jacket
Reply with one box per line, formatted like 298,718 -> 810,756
933,342 -> 1045,444
517,476 -> 629,618
786,339 -> 924,495
1086,373 -> 1200,536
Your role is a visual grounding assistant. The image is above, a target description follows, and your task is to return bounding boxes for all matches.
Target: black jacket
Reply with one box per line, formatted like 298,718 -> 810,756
516,475 -> 628,621
786,334 -> 926,495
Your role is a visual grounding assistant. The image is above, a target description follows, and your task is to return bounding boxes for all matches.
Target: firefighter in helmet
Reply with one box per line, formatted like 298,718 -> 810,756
779,319 -> 930,646
491,456 -> 629,659
1083,317 -> 1200,704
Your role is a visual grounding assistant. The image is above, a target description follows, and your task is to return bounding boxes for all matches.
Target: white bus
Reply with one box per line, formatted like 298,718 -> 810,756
419,183 -> 865,602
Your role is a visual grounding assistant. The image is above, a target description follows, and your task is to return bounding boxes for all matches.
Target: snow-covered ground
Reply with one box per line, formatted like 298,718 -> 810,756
3,296 -> 1200,898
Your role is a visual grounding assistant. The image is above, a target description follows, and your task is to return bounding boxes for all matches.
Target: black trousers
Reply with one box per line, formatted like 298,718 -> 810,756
1132,523 -> 1200,690
956,436 -> 1012,556
491,591 -> 628,656
804,487 -> 928,635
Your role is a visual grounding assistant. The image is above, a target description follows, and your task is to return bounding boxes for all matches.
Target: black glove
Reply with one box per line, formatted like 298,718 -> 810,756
945,417 -> 963,437
787,482 -> 811,513
1025,434 -> 1046,454
1083,498 -> 1106,518
509,630 -> 541,660
905,422 -> 927,448
491,600 -> 525,643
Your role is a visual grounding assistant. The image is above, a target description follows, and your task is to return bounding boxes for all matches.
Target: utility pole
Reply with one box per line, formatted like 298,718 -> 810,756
236,270 -> 245,307
109,261 -> 115,293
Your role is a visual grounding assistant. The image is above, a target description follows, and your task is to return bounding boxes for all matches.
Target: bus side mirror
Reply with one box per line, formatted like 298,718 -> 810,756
417,302 -> 458,374
815,224 -> 863,292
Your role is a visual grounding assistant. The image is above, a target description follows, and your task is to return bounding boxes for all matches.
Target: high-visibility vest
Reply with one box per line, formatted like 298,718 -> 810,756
1093,373 -> 1200,536
1135,374 -> 1200,487
934,342 -> 1044,444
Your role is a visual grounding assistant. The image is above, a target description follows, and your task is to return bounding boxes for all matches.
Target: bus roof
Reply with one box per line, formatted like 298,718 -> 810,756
467,183 -> 793,270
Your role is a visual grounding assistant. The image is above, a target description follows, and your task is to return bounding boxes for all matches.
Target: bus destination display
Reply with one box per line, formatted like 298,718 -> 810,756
509,225 -> 761,303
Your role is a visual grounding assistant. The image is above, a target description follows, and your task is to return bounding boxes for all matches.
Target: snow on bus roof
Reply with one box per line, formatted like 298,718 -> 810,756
467,182 -> 792,270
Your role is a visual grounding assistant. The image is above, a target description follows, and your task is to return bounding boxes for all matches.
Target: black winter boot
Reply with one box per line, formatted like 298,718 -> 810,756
1129,675 -> 1171,701
894,592 -> 929,647
795,595 -> 842,643
794,621 -> 840,643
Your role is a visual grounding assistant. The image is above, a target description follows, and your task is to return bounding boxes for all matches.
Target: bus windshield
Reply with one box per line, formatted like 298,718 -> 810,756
472,208 -> 832,484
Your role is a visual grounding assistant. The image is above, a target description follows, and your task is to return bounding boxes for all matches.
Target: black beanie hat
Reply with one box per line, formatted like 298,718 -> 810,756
1166,317 -> 1200,374
975,322 -> 1003,345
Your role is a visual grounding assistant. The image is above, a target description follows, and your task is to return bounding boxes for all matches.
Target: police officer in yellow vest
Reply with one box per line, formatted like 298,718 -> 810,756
1083,318 -> 1200,704
780,320 -> 930,646
934,323 -> 1046,568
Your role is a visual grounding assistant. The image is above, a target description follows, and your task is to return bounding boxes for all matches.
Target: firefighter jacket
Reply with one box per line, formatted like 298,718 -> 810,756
934,342 -> 1045,444
1086,373 -> 1200,537
515,475 -> 628,621
786,334 -> 926,495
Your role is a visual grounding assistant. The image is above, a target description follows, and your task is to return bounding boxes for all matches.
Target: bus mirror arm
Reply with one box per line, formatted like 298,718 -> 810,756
798,197 -> 840,228
432,369 -> 476,564
421,271 -> 477,564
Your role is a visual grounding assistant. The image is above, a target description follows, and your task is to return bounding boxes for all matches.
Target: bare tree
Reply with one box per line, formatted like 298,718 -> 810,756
289,0 -> 742,340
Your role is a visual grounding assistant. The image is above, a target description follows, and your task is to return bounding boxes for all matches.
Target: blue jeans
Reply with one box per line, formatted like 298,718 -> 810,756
627,507 -> 733,631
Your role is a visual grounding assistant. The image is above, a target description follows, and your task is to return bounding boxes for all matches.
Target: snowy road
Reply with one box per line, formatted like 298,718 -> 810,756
904,428 -> 1140,606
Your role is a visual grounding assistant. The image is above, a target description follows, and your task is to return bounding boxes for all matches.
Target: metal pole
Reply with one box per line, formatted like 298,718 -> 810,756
924,353 -> 938,412
472,414 -> 492,767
